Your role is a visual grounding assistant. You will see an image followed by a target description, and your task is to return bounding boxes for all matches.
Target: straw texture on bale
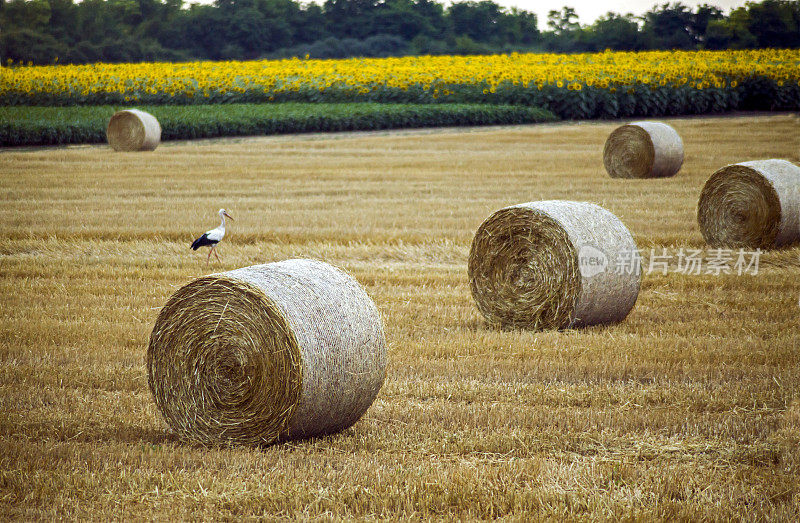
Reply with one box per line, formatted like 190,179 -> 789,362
107,109 -> 161,151
147,259 -> 387,446
698,159 -> 800,248
468,201 -> 640,330
603,121 -> 684,178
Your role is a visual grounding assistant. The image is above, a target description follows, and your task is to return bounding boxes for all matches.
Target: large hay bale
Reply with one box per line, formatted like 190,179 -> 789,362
698,159 -> 800,248
468,201 -> 640,330
107,109 -> 161,151
603,121 -> 684,178
147,259 -> 387,446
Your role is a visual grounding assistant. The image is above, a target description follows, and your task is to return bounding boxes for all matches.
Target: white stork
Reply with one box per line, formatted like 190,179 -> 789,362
191,208 -> 234,265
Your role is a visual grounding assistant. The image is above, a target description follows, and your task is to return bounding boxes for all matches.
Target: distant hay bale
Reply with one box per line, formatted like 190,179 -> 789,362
603,121 -> 684,178
468,201 -> 640,330
147,259 -> 387,446
698,159 -> 800,248
107,109 -> 161,151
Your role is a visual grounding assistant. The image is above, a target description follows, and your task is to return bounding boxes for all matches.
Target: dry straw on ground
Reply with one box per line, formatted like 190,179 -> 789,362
4,115 -> 800,519
698,159 -> 800,248
603,121 -> 684,178
106,109 -> 161,151
468,200 -> 640,330
147,259 -> 387,446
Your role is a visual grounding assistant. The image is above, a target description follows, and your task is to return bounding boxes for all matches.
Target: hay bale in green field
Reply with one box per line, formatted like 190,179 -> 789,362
147,259 -> 387,446
468,201 -> 640,330
698,159 -> 800,248
107,109 -> 161,151
603,121 -> 684,178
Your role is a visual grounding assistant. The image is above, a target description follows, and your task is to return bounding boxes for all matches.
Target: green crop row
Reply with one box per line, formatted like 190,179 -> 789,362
0,103 -> 557,147
182,79 -> 798,119
4,80 -> 797,121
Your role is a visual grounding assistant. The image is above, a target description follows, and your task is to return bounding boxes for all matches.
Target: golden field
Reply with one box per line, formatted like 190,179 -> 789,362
1,114 -> 800,518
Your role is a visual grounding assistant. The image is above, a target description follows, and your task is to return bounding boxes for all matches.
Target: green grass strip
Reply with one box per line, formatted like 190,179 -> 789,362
0,103 -> 557,147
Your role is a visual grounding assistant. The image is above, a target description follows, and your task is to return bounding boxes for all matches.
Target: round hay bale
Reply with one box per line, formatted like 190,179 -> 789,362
698,159 -> 800,248
107,109 -> 161,151
468,200 -> 640,330
147,259 -> 387,446
603,121 -> 684,178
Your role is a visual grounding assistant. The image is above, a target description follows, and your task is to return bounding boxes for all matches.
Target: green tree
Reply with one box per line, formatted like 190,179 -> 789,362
692,3 -> 724,44
747,0 -> 800,48
498,7 -> 538,45
1,28 -> 67,63
2,0 -> 51,30
642,3 -> 696,49
372,0 -> 437,41
323,0 -> 380,39
587,12 -> 643,51
293,3 -> 329,43
705,7 -> 757,49
545,7 -> 581,51
2,0 -> 799,65
546,6 -> 579,35
448,1 -> 504,44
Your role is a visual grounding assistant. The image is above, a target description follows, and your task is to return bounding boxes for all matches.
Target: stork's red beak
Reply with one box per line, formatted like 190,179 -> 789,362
223,211 -> 234,221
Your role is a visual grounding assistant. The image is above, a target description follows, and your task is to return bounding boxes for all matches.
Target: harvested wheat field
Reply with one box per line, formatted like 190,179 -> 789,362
2,114 -> 800,519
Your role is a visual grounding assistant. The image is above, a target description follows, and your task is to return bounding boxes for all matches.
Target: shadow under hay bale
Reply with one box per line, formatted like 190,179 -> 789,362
107,109 -> 161,152
698,159 -> 800,249
147,259 -> 387,447
468,201 -> 641,331
603,121 -> 684,179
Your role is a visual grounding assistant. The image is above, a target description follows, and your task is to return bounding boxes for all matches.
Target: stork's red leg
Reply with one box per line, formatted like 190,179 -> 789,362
213,248 -> 222,263
206,247 -> 213,266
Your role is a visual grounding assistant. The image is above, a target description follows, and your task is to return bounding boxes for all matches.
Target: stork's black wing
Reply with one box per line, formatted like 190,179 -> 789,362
191,233 -> 217,250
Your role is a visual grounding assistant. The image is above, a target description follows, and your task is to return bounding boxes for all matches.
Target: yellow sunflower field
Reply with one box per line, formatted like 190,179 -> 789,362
3,49 -> 799,118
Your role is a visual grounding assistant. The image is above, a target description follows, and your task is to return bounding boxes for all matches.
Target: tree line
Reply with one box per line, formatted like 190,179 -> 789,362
2,0 -> 799,65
